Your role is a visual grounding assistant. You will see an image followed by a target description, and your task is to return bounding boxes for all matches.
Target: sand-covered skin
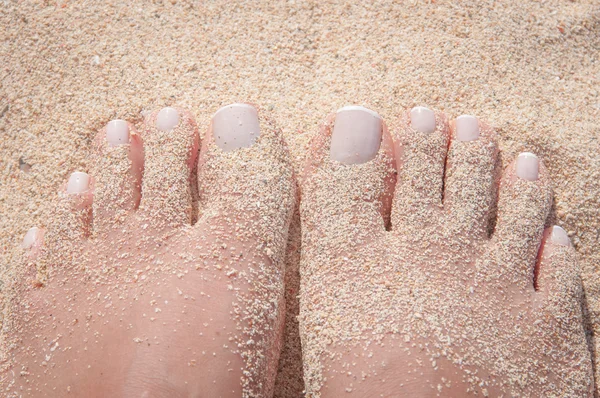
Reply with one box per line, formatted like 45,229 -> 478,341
0,107 -> 296,396
298,112 -> 593,396
0,1 -> 599,396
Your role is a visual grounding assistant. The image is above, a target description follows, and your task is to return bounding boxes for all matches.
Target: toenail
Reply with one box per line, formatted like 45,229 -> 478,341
212,103 -> 260,152
156,107 -> 180,131
67,171 -> 91,194
106,120 -> 130,146
516,152 -> 539,181
21,227 -> 40,249
330,106 -> 382,165
455,115 -> 480,141
410,106 -> 436,134
550,225 -> 571,246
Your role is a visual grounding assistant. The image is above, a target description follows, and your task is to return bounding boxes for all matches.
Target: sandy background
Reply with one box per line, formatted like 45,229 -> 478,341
1,0 -> 599,396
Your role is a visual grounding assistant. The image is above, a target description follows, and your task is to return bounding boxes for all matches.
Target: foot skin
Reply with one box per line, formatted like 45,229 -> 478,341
299,106 -> 594,397
1,104 -> 295,397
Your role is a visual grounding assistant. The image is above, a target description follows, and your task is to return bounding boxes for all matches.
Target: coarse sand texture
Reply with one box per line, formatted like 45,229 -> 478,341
0,1 -> 599,396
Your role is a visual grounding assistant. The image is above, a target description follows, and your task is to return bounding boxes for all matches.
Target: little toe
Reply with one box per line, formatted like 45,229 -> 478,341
197,103 -> 296,259
91,120 -> 143,232
444,116 -> 498,239
532,226 -> 593,389
491,152 -> 552,286
535,226 -> 578,297
138,107 -> 199,227
391,107 -> 449,232
300,106 -> 396,254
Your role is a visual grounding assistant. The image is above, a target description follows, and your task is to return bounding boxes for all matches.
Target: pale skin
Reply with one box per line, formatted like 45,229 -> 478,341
1,105 -> 594,397
299,108 -> 593,396
2,105 -> 296,397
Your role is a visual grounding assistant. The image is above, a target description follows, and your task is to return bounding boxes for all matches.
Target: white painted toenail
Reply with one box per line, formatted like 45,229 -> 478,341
212,103 -> 260,152
410,106 -> 436,134
455,115 -> 480,141
156,107 -> 180,131
330,106 -> 382,165
67,171 -> 90,194
21,227 -> 40,249
106,120 -> 130,147
516,152 -> 539,181
550,225 -> 571,246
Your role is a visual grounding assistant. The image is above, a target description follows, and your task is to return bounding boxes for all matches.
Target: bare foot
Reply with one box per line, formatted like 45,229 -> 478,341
299,106 -> 593,396
1,104 -> 295,397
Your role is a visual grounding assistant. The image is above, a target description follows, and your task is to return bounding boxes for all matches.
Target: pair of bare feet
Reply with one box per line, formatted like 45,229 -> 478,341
1,104 -> 593,397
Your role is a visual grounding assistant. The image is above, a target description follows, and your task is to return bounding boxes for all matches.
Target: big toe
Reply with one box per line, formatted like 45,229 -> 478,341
196,103 -> 296,262
300,106 -> 396,256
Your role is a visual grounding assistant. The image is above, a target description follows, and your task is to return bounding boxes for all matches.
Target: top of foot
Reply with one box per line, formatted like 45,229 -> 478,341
299,105 -> 593,397
1,104 -> 296,397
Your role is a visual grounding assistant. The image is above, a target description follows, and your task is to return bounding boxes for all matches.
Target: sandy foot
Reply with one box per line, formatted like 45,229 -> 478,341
0,104 -> 296,397
299,106 -> 594,397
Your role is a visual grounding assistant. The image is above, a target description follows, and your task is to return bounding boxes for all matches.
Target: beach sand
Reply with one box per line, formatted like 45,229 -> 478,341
1,1 -> 598,396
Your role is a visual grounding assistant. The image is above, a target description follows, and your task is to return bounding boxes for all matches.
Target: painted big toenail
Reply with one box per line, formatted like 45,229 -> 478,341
212,103 -> 260,152
21,227 -> 40,249
106,120 -> 129,147
330,106 -> 382,165
410,106 -> 435,134
156,107 -> 180,131
67,171 -> 90,194
516,152 -> 539,181
550,225 -> 571,247
456,115 -> 480,141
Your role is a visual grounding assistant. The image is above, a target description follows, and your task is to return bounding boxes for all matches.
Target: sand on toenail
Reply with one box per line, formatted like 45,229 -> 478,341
299,112 -> 592,396
0,1 -> 599,397
0,106 -> 295,397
